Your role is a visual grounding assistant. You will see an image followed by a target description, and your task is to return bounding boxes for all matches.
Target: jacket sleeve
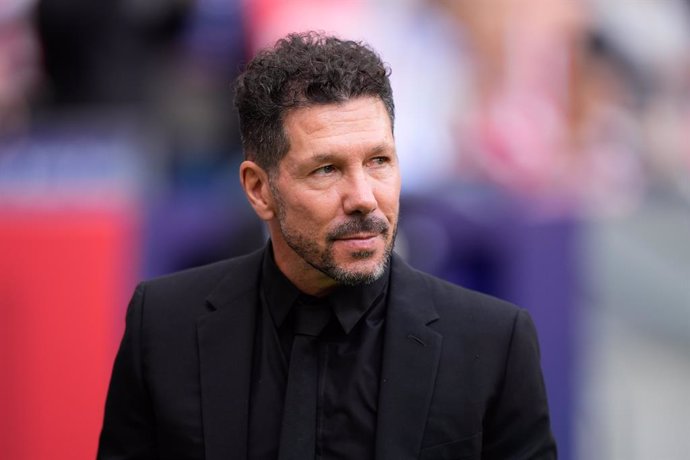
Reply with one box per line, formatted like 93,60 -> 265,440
482,309 -> 557,459
97,284 -> 157,459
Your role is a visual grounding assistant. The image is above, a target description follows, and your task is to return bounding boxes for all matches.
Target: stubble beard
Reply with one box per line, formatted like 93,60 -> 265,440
272,188 -> 396,286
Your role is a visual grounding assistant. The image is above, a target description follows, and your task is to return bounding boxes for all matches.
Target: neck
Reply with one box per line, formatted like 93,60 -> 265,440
269,238 -> 338,298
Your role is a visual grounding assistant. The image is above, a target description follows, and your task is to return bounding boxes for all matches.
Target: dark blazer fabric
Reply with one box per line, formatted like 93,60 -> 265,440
98,248 -> 557,459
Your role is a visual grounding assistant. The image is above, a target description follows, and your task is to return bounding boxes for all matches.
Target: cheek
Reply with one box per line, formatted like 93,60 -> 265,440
376,188 -> 400,221
283,194 -> 334,230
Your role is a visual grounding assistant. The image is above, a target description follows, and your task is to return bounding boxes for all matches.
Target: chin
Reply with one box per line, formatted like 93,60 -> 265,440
328,254 -> 388,286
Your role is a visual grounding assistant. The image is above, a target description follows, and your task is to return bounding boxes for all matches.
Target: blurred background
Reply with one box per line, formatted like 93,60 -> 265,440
1,0 -> 688,458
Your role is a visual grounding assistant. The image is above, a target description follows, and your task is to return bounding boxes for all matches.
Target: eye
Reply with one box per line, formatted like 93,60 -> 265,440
313,164 -> 336,175
369,156 -> 390,166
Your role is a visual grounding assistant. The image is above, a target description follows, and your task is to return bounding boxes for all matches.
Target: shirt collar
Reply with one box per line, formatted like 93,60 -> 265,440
261,244 -> 389,334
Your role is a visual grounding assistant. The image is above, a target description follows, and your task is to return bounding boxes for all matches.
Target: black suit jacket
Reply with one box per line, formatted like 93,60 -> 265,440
98,247 -> 556,459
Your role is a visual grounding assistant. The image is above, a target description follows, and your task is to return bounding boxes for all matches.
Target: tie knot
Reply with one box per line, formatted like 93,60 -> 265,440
293,298 -> 332,337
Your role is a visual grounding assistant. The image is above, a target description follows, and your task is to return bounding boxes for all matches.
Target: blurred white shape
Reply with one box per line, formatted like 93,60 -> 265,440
592,0 -> 690,71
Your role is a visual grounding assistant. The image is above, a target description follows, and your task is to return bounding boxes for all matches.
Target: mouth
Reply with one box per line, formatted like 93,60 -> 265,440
332,233 -> 382,253
336,233 -> 380,241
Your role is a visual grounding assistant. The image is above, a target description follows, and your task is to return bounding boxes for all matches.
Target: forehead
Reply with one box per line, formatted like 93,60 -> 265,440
282,97 -> 394,160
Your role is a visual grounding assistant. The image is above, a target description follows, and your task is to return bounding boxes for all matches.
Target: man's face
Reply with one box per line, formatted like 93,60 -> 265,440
268,96 -> 400,289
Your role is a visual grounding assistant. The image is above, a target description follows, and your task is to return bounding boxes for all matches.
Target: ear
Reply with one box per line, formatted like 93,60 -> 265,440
239,160 -> 276,221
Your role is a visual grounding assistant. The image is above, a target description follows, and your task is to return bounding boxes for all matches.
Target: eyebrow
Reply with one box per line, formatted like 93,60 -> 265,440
308,144 -> 394,163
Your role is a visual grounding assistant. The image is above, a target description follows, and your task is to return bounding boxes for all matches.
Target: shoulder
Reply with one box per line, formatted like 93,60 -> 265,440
143,249 -> 262,295
131,247 -> 264,318
390,254 -> 528,346
390,256 -> 546,390
391,253 -> 520,319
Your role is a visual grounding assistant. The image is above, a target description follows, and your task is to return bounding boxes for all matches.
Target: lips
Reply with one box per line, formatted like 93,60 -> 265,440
332,234 -> 381,253
336,233 -> 379,241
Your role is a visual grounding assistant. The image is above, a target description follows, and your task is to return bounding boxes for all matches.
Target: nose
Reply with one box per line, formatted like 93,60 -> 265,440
342,170 -> 377,215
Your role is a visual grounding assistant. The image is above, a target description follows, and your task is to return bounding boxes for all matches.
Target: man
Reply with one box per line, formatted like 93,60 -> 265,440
98,32 -> 556,459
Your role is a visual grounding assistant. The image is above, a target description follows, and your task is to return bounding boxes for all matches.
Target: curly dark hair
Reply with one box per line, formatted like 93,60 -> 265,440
234,31 -> 394,173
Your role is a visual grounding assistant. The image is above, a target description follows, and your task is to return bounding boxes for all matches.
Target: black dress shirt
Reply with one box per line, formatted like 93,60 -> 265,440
248,249 -> 389,460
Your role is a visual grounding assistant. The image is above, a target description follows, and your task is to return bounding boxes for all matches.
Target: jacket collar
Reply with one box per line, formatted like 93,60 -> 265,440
198,246 -> 264,460
375,253 -> 442,460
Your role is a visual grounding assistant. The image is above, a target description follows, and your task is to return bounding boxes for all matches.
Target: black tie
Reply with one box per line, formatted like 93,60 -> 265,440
278,298 -> 332,460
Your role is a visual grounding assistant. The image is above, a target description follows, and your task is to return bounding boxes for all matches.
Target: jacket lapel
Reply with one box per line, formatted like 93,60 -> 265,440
375,255 -> 442,460
197,249 -> 263,460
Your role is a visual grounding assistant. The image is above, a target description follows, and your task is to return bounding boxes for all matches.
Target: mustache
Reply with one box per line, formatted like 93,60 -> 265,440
327,216 -> 389,241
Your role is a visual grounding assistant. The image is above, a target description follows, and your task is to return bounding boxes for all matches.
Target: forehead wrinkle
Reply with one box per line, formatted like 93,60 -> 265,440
287,97 -> 391,137
281,98 -> 395,174
297,117 -> 385,139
